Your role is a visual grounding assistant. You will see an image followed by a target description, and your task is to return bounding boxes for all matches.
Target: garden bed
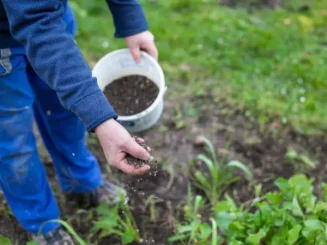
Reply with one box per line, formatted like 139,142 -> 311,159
1,95 -> 325,244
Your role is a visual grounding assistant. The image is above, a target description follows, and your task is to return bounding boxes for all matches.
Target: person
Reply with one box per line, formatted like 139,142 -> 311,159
0,0 -> 158,244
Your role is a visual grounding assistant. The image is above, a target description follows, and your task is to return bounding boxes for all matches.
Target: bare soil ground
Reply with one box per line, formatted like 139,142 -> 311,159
0,95 -> 326,244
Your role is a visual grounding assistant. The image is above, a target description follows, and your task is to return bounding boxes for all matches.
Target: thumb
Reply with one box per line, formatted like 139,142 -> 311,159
124,138 -> 152,162
129,47 -> 141,64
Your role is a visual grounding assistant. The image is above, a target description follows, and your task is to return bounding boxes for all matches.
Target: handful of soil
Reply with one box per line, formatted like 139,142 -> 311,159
126,136 -> 154,169
103,75 -> 159,116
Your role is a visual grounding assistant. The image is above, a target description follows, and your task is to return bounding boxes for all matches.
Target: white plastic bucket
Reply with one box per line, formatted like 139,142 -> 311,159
92,49 -> 167,132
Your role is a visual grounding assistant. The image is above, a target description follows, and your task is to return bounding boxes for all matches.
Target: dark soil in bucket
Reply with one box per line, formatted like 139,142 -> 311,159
104,75 -> 159,116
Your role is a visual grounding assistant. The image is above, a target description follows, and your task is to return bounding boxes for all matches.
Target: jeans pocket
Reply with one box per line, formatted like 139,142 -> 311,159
0,48 -> 12,76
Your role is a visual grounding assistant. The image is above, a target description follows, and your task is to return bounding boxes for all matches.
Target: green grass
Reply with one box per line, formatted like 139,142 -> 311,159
71,0 -> 327,135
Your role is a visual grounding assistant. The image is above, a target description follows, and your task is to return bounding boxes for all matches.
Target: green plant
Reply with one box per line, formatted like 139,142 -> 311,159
168,185 -> 220,244
0,235 -> 11,245
26,241 -> 38,245
161,160 -> 176,192
145,195 -> 162,223
173,104 -> 186,129
286,147 -> 317,170
214,174 -> 327,244
29,219 -> 87,245
191,136 -> 253,205
91,200 -> 140,244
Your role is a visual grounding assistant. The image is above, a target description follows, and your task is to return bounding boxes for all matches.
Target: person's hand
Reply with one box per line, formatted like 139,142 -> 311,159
95,119 -> 153,175
125,30 -> 158,63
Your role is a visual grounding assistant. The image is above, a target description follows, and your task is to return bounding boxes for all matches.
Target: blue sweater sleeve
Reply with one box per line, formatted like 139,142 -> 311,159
2,0 -> 118,132
106,0 -> 149,37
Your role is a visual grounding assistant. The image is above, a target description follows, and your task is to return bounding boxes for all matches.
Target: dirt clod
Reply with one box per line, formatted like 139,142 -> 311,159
103,75 -> 159,116
126,136 -> 154,168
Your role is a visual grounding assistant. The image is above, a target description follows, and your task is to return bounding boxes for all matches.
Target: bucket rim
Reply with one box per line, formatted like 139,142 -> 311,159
92,48 -> 166,121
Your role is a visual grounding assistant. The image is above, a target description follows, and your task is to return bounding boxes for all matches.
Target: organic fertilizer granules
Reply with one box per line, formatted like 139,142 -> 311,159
126,136 -> 155,169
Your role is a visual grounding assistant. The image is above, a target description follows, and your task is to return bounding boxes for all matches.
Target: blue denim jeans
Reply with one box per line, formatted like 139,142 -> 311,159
0,6 -> 103,235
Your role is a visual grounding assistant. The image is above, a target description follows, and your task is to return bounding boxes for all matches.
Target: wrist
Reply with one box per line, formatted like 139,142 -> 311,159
95,118 -> 116,135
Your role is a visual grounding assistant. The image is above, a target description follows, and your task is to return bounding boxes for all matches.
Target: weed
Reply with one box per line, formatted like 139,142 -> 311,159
27,194 -> 139,245
91,197 -> 140,244
286,147 -> 318,170
29,219 -> 87,245
173,104 -> 186,129
168,185 -> 219,244
191,136 -> 253,205
161,160 -> 176,191
145,195 -> 162,223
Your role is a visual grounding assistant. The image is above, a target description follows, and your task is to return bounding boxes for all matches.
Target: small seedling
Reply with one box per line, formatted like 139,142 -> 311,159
191,136 -> 253,205
33,219 -> 87,245
286,147 -> 317,170
161,160 -> 175,191
145,195 -> 162,223
173,104 -> 186,129
168,185 -> 220,245
91,194 -> 140,244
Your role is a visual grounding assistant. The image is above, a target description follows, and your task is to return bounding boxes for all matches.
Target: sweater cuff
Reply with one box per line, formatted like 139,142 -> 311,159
70,91 -> 118,132
109,3 -> 149,38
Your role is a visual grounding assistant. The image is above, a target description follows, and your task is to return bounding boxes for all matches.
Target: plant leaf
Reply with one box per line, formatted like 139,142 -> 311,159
194,171 -> 211,190
216,211 -> 234,232
121,232 -> 135,244
26,241 -> 38,245
199,223 -> 212,241
321,183 -> 327,202
266,192 -> 283,206
254,184 -> 262,198
0,236 -> 11,245
292,197 -> 304,217
168,234 -> 190,243
275,177 -> 290,193
210,218 -> 217,245
194,195 -> 204,215
199,136 -> 218,165
245,229 -> 267,244
215,200 -> 231,213
302,219 -> 324,240
197,154 -> 214,173
40,220 -> 87,245
287,224 -> 301,244
227,161 -> 253,181
177,225 -> 193,233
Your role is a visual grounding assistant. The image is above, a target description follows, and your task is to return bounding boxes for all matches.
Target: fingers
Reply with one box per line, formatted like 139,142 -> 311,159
130,44 -> 158,64
125,31 -> 158,63
129,47 -> 141,64
133,136 -> 144,143
143,42 -> 158,61
124,138 -> 153,161
118,159 -> 150,175
133,137 -> 152,152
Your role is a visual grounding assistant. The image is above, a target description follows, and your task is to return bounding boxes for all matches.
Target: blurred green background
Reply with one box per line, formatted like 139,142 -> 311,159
70,0 -> 327,135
